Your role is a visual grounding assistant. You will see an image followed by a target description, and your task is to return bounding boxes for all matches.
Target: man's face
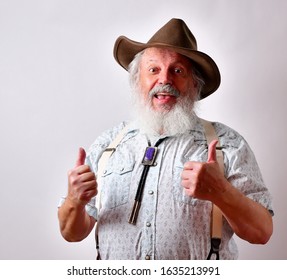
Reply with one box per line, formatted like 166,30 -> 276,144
138,47 -> 196,112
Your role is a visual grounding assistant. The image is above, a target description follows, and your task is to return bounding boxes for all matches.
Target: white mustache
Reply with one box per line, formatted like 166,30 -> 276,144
149,84 -> 180,98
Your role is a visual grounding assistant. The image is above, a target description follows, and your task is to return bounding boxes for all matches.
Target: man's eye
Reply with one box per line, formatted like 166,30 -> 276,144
149,68 -> 157,73
174,68 -> 183,74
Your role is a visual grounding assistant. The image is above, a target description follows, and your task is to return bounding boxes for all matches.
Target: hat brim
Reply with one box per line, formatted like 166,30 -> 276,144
114,36 -> 221,100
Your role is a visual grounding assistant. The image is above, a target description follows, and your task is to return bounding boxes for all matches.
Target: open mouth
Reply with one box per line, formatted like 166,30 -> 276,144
154,93 -> 176,100
149,84 -> 180,99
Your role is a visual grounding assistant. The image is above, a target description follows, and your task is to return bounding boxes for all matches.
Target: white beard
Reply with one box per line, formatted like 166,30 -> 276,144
131,89 -> 198,137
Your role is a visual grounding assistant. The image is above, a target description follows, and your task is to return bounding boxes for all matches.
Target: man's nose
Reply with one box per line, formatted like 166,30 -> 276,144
158,69 -> 172,85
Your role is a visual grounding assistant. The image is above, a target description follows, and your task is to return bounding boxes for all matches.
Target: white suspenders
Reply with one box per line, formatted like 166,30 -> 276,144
200,119 -> 224,259
96,126 -> 129,211
95,119 -> 224,259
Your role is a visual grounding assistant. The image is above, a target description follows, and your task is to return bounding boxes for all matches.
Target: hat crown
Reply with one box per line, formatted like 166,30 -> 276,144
147,18 -> 197,50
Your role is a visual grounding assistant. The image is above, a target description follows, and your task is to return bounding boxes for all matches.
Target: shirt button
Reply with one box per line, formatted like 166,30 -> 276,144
146,222 -> 151,227
145,255 -> 150,260
148,190 -> 154,195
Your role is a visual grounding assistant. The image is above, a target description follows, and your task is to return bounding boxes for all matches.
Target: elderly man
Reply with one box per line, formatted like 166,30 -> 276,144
58,18 -> 273,260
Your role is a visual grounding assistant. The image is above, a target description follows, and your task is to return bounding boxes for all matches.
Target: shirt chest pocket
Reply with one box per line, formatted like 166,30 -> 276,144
100,160 -> 135,209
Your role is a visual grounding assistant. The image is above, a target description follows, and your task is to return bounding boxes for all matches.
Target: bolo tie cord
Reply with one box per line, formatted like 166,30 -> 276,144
128,137 -> 167,225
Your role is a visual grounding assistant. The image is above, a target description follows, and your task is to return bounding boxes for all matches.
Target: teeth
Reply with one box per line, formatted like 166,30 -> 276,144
155,94 -> 169,100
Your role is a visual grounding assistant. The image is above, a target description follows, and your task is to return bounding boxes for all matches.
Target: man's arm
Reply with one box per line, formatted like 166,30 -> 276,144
181,140 -> 273,244
58,148 -> 98,242
211,179 -> 273,244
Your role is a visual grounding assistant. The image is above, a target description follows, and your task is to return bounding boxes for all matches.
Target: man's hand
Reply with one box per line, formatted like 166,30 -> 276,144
67,147 -> 98,206
181,140 -> 226,201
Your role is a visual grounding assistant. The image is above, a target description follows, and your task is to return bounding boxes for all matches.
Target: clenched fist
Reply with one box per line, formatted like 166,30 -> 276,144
181,140 -> 226,201
67,147 -> 98,206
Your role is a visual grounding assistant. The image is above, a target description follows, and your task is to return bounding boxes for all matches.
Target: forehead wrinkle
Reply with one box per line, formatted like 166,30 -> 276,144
142,48 -> 193,69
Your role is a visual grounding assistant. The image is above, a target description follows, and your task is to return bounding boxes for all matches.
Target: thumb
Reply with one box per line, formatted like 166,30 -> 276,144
75,147 -> 86,167
207,140 -> 218,163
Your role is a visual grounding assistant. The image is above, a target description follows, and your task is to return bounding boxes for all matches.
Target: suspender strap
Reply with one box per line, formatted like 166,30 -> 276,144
200,118 -> 224,260
95,125 -> 129,260
96,125 -> 129,211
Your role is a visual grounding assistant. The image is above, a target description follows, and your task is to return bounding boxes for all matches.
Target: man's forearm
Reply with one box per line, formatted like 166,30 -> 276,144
214,182 -> 273,244
58,197 -> 96,242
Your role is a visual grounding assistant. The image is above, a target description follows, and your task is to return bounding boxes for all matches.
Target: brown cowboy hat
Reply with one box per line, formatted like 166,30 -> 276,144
113,18 -> 221,99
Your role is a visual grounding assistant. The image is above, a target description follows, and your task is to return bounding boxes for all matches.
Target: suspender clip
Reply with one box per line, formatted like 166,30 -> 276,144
207,237 -> 221,260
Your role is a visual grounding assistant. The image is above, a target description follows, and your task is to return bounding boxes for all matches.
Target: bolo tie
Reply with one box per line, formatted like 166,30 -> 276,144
128,137 -> 167,224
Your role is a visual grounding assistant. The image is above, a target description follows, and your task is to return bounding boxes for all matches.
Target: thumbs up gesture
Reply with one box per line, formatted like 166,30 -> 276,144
67,148 -> 98,206
181,140 -> 226,201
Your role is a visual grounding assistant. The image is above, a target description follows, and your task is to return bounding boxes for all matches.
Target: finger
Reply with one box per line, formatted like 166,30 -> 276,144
75,147 -> 86,167
78,171 -> 96,183
76,164 -> 92,175
183,161 -> 194,170
207,140 -> 218,163
78,180 -> 97,192
181,169 -> 189,180
79,185 -> 98,201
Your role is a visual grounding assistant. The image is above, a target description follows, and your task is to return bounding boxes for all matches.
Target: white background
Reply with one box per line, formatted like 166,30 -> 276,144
0,0 -> 286,260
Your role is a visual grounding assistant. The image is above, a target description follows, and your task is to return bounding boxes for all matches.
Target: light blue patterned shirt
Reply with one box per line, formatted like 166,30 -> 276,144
85,115 -> 273,260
